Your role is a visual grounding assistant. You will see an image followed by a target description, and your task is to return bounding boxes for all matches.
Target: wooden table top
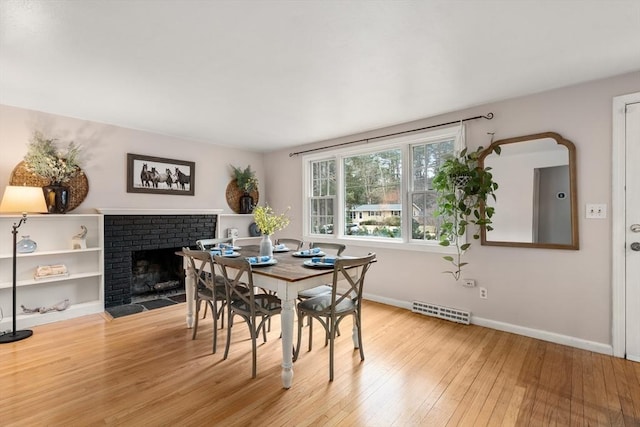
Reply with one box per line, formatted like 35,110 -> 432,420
177,245 -> 337,283
236,245 -> 336,283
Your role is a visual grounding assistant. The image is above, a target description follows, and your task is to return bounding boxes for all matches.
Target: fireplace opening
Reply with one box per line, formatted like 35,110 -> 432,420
131,247 -> 185,303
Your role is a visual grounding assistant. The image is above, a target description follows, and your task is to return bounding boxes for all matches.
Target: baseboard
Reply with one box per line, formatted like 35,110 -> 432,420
471,317 -> 612,355
363,294 -> 613,356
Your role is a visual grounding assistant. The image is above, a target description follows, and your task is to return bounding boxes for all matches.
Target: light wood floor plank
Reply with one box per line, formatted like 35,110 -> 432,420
1,301 -> 638,426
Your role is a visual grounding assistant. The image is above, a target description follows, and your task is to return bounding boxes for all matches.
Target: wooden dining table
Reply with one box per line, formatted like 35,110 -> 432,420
180,244 -> 356,389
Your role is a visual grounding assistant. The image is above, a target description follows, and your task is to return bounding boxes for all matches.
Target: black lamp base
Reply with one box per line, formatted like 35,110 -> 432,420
0,329 -> 33,344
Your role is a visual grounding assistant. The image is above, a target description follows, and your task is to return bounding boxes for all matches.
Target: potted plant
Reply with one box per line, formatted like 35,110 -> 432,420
253,204 -> 290,257
231,165 -> 258,214
432,145 -> 500,280
23,131 -> 83,213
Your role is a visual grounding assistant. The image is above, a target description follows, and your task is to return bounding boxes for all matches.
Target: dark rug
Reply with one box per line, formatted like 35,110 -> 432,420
169,293 -> 187,303
106,304 -> 144,318
139,299 -> 178,310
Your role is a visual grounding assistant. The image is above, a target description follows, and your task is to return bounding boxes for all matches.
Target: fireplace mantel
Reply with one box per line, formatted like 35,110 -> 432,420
97,208 -> 223,215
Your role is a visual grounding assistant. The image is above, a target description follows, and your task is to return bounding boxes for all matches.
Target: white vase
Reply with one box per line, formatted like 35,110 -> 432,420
259,234 -> 273,258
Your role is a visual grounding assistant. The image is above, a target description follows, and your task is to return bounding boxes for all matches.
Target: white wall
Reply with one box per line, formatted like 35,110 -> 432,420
2,71 -> 638,353
0,105 -> 265,214
264,71 -> 640,353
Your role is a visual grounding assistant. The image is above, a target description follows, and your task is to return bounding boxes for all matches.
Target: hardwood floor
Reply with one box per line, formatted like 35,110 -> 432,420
1,301 -> 638,426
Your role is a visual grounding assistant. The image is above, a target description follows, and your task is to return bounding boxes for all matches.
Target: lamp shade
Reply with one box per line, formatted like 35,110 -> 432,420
0,185 -> 48,213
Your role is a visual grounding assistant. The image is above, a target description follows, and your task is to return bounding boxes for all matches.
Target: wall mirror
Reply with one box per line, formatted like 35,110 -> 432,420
479,132 -> 579,250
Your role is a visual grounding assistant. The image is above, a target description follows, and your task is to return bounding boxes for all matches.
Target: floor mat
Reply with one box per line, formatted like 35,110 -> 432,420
169,294 -> 187,303
139,299 -> 178,310
106,304 -> 144,318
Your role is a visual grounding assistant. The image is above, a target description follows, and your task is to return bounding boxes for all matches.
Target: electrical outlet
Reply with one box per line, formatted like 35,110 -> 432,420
586,203 -> 607,219
463,278 -> 476,287
479,287 -> 488,299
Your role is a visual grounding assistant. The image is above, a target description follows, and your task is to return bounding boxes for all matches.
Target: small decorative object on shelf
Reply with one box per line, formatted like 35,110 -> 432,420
253,205 -> 290,257
34,264 -> 69,279
249,222 -> 261,237
16,235 -> 37,253
72,225 -> 88,249
23,131 -> 83,214
21,299 -> 70,314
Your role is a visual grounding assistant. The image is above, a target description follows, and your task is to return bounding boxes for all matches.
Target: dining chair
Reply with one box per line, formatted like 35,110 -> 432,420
213,255 -> 282,378
274,238 -> 304,251
297,242 -> 346,301
182,247 -> 227,353
196,237 -> 233,250
293,253 -> 376,381
195,237 -> 235,319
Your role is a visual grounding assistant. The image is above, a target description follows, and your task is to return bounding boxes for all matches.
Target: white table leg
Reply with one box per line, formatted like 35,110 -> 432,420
184,261 -> 194,328
280,298 -> 295,388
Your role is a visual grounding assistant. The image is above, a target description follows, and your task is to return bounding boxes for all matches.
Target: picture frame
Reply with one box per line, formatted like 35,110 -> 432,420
127,153 -> 195,195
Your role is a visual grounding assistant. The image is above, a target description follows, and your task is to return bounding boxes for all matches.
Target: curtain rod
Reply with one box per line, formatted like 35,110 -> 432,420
289,112 -> 494,157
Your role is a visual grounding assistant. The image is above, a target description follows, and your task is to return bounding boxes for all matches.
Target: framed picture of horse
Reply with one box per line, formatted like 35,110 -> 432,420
126,153 -> 195,195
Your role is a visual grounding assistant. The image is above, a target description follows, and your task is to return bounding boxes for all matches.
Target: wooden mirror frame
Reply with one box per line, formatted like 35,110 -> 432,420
478,132 -> 579,250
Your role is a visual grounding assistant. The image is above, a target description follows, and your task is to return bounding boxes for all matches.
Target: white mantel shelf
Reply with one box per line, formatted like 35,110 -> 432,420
96,208 -> 223,215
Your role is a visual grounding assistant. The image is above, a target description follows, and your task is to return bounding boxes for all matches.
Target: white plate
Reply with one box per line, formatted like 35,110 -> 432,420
292,250 -> 326,258
247,258 -> 278,267
223,252 -> 241,258
210,251 -> 241,258
212,245 -> 242,251
303,260 -> 335,269
272,246 -> 290,253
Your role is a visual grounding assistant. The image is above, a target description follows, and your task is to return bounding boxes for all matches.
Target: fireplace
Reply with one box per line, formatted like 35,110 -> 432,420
130,247 -> 184,302
101,210 -> 219,308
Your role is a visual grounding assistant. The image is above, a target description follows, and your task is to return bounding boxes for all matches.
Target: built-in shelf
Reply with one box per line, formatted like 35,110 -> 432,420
0,247 -> 101,260
217,213 -> 260,241
0,213 -> 104,330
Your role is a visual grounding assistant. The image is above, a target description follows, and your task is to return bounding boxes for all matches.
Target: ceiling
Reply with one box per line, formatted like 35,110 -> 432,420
1,1 -> 639,152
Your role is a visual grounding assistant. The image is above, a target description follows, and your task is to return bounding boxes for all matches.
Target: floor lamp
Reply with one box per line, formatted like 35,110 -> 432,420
0,185 -> 48,344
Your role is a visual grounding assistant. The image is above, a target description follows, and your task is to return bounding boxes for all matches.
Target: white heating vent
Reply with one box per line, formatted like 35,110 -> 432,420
412,301 -> 470,325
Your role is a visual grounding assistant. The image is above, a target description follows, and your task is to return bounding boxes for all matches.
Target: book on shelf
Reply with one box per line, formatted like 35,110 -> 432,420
34,264 -> 69,280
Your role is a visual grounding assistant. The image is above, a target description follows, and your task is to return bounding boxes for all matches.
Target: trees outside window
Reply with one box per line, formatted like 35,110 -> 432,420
304,126 -> 462,247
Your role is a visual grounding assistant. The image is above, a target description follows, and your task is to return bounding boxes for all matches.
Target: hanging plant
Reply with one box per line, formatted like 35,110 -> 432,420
432,144 -> 500,280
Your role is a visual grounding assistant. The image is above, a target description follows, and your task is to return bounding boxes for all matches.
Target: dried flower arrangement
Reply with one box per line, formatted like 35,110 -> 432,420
23,131 -> 82,184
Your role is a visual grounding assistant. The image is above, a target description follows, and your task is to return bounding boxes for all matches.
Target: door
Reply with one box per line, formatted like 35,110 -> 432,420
613,92 -> 640,361
534,165 -> 571,244
625,100 -> 640,361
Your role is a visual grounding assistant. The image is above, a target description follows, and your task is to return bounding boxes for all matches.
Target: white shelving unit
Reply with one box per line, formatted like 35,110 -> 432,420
0,214 -> 104,329
216,213 -> 261,244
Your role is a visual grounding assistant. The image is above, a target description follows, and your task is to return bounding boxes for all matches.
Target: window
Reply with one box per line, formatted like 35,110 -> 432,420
304,126 -> 463,248
309,159 -> 336,234
410,139 -> 454,241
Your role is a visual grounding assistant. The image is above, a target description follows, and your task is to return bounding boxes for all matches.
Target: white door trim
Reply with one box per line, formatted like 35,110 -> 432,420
612,91 -> 640,358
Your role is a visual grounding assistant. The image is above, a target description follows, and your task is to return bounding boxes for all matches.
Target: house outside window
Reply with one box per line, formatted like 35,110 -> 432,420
303,126 -> 464,250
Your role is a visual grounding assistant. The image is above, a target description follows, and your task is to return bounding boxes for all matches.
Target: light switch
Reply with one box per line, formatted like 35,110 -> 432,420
586,203 -> 607,219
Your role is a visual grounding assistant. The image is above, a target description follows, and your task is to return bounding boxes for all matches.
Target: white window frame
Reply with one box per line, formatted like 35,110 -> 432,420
302,125 -> 465,253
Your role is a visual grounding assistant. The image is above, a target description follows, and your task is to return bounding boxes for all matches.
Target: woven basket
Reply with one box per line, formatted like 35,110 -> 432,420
225,180 -> 259,213
9,161 -> 89,212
